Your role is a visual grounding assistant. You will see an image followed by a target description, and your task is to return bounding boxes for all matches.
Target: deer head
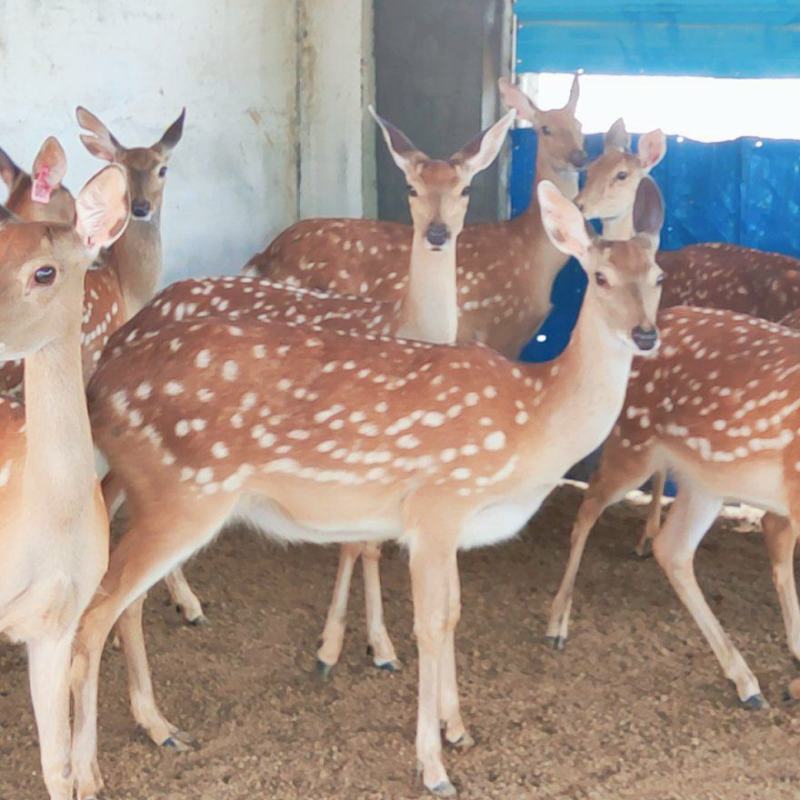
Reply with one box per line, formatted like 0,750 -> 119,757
76,106 -> 185,222
0,165 -> 130,359
539,175 -> 665,354
576,120 -> 666,224
371,107 -> 515,251
498,74 -> 586,172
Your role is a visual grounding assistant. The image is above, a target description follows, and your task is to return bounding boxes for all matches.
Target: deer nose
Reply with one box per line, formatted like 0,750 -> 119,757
426,223 -> 450,248
569,149 -> 589,168
631,325 -> 659,351
131,200 -> 151,218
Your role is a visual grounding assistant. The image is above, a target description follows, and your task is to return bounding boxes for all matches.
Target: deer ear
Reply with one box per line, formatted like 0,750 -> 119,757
453,110 -> 515,179
564,73 -> 580,114
604,118 -> 630,153
157,108 -> 186,153
632,176 -> 664,249
370,106 -> 425,172
498,77 -> 539,123
0,148 -> 20,192
637,129 -> 667,171
538,180 -> 594,260
76,106 -> 122,162
75,165 -> 130,256
31,137 -> 68,204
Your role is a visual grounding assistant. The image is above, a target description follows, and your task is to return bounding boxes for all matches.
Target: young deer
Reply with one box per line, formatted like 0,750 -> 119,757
0,165 -> 129,800
0,112 -> 185,395
69,177 -> 662,799
547,301 -> 800,708
577,117 -> 800,320
105,110 -> 515,656
0,137 -> 74,223
243,76 -> 587,358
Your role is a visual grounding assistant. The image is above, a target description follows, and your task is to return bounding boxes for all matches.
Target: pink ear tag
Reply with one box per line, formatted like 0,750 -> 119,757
32,166 -> 53,203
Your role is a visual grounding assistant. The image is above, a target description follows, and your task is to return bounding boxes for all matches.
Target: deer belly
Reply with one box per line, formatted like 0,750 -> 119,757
458,485 -> 554,550
233,495 -> 402,545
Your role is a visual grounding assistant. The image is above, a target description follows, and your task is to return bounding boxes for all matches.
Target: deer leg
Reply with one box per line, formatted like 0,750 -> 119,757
438,557 -> 471,750
409,526 -> 460,797
72,500 -> 232,800
28,633 -> 74,800
362,542 -> 401,671
547,447 -> 655,648
316,542 -> 362,677
635,468 -> 666,558
761,512 -> 800,662
164,566 -> 207,625
652,485 -> 764,707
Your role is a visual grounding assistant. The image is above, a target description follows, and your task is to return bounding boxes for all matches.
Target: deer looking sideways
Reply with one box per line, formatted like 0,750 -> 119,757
100,109 -> 516,668
577,117 -> 800,321
0,165 -> 130,800
244,76 -> 587,358
577,118 -> 800,557
69,178 -> 663,799
0,109 -> 185,395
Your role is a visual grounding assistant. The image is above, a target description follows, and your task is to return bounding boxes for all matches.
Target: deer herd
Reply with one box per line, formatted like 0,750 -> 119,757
2,74 -> 800,799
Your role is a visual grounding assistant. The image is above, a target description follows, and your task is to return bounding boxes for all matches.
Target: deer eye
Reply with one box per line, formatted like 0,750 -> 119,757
594,271 -> 609,287
541,125 -> 552,136
461,186 -> 471,197
407,184 -> 418,197
33,266 -> 57,286
158,166 -> 168,178
615,171 -> 628,181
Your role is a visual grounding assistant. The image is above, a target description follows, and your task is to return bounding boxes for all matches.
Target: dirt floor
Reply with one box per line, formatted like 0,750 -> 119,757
3,483 -> 800,800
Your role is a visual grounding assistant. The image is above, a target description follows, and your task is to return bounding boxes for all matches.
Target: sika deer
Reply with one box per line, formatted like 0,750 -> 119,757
70,177 -> 663,798
0,165 -> 129,800
577,118 -> 800,320
0,137 -> 74,223
547,301 -> 800,708
244,76 -> 587,357
0,111 -> 185,395
102,110 -> 515,656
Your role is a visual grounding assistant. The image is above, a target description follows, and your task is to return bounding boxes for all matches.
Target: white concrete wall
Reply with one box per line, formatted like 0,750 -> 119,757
0,0 -> 373,284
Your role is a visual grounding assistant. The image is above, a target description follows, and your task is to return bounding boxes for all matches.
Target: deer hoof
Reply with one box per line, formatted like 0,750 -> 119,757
740,693 -> 768,710
544,634 -> 566,651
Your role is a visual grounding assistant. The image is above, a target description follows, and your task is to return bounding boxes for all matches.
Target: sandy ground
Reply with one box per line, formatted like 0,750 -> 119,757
3,483 -> 800,800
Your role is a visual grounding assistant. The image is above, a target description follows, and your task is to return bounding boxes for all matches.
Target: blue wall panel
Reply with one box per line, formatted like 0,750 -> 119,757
514,1 -> 800,77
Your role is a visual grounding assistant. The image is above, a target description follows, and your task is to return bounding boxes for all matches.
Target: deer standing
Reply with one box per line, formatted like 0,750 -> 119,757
69,177 -> 663,799
0,111 -> 185,395
578,117 -> 800,320
104,109 -> 515,668
0,165 -> 129,800
547,301 -> 800,709
577,122 -> 800,556
243,77 -> 587,358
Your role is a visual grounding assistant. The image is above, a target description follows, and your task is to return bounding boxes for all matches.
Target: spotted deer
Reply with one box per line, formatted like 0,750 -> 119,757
70,178 -> 663,798
101,110 -> 516,665
546,302 -> 800,709
578,117 -> 800,319
243,76 -> 587,358
0,165 -> 129,800
577,120 -> 800,554
0,111 -> 185,396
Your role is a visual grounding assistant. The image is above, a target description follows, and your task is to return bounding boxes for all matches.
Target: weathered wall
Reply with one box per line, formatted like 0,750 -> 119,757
0,0 -> 373,283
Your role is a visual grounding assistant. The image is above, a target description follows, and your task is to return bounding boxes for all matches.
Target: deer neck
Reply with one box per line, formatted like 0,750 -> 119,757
520,289 -> 635,465
396,232 -> 458,344
109,213 -> 163,318
601,210 -> 635,241
22,318 -> 96,513
531,154 -> 579,205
